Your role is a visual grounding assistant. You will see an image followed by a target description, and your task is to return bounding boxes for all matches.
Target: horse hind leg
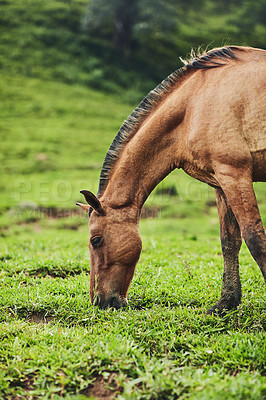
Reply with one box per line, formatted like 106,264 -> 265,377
209,162 -> 266,314
207,188 -> 242,315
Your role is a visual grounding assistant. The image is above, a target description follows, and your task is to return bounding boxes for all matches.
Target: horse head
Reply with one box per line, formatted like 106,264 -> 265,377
77,190 -> 142,309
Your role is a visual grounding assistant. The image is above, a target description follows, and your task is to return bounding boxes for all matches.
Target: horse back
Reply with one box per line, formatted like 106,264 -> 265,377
182,48 -> 266,182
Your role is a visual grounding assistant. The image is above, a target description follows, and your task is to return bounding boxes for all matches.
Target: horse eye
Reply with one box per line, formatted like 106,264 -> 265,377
91,236 -> 103,248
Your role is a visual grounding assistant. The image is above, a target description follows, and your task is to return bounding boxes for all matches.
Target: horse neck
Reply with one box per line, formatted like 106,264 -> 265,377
100,89 -> 186,218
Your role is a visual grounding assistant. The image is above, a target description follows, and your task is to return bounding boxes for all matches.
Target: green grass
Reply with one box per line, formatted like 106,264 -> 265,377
0,220 -> 265,399
0,1 -> 266,397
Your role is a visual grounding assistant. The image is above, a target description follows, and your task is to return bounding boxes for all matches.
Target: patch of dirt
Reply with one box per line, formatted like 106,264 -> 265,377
82,373 -> 122,400
28,311 -> 54,324
14,203 -> 84,220
38,206 -> 83,219
40,205 -> 160,220
10,375 -> 34,390
36,153 -> 48,161
9,375 -> 35,399
10,205 -> 161,226
29,265 -> 87,278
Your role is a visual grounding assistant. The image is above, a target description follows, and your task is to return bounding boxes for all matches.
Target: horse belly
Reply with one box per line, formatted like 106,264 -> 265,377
252,150 -> 266,182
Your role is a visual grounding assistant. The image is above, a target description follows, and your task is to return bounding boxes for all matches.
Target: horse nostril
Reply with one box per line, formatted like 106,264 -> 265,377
93,294 -> 123,309
109,296 -> 122,309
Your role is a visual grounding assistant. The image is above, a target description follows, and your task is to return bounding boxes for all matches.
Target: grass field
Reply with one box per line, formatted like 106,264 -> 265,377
0,71 -> 266,399
1,0 -> 266,395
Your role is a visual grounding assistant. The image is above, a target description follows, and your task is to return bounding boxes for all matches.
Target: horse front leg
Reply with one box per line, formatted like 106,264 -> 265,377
207,188 -> 242,315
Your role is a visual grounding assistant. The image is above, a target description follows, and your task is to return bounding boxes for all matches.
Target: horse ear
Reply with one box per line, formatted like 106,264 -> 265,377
76,202 -> 91,213
80,190 -> 104,215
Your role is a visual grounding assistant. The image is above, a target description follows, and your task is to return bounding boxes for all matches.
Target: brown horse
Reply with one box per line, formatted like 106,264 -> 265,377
77,46 -> 266,314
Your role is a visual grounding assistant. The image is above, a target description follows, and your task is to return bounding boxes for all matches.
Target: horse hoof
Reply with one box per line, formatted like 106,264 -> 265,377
206,306 -> 225,316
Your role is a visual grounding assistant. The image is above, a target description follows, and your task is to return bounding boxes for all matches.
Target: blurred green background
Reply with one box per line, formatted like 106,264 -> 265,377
0,0 -> 265,232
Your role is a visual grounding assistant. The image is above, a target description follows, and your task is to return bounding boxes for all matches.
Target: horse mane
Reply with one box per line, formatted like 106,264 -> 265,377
97,46 -> 240,196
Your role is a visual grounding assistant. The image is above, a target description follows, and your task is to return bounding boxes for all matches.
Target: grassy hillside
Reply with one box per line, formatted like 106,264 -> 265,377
1,0 -> 265,98
0,0 -> 157,98
0,0 -> 89,82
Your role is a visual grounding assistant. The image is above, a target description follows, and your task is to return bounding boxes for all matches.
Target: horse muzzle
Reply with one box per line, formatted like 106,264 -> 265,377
93,293 -> 128,309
